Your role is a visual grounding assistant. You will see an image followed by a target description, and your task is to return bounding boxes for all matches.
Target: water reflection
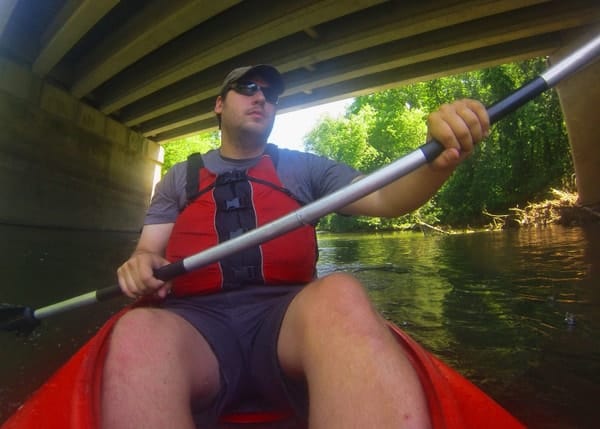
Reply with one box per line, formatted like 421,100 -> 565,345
1,225 -> 598,428
0,225 -> 135,423
318,225 -> 600,429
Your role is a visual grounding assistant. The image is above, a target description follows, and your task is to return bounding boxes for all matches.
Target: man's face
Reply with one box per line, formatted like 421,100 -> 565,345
215,75 -> 277,143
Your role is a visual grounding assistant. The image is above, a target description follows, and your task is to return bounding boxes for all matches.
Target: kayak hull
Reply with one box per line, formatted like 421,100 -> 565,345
2,310 -> 524,429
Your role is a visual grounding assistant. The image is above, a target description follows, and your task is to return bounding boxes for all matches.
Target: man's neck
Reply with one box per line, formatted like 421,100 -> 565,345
219,131 -> 267,159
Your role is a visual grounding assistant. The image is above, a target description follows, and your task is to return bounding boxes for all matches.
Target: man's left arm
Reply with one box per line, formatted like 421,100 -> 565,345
341,99 -> 489,218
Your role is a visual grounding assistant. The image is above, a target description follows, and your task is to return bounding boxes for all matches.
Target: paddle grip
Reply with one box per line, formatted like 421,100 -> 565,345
486,76 -> 548,124
421,76 -> 550,164
93,261 -> 186,303
153,260 -> 187,281
420,140 -> 444,163
96,285 -> 124,302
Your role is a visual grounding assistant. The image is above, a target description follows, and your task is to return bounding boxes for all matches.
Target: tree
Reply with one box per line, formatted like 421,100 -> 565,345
437,58 -> 571,225
306,91 -> 432,231
161,131 -> 220,175
305,57 -> 572,230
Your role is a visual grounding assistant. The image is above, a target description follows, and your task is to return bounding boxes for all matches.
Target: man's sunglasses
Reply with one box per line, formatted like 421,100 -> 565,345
228,81 -> 280,104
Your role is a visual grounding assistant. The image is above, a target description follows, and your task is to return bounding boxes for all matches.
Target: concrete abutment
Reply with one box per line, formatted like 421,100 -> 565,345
0,56 -> 162,231
552,26 -> 600,210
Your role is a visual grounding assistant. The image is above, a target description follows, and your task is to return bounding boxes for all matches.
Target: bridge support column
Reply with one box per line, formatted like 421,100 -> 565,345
551,26 -> 600,210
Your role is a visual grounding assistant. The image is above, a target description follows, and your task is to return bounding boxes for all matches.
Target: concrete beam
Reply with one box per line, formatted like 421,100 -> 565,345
275,0 -> 551,73
278,38 -> 553,111
285,2 -> 600,94
139,99 -> 216,137
0,0 -> 18,38
118,0 -> 550,127
33,0 -> 118,77
70,0 -> 241,98
0,51 -> 157,169
152,36 -> 556,142
276,39 -> 555,114
137,0 -> 593,139
97,0 -> 386,114
153,118 -> 218,143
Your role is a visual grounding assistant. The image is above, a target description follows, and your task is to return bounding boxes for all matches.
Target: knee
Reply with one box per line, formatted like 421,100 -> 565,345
109,307 -> 159,342
104,308 -> 166,369
300,272 -> 380,328
313,272 -> 371,305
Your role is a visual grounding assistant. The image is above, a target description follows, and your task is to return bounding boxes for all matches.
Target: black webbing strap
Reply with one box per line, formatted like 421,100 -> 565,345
264,143 -> 279,167
185,152 -> 204,206
184,144 -> 297,207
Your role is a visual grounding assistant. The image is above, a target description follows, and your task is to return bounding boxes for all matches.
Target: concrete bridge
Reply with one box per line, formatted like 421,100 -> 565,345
1,0 -> 598,231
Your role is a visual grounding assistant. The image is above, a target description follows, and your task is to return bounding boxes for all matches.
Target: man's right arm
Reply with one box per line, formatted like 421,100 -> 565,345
117,223 -> 175,299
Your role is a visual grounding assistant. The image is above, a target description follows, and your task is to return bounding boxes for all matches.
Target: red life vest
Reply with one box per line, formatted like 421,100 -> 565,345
166,147 -> 318,297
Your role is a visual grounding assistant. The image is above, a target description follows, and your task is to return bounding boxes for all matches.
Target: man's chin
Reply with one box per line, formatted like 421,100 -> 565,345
241,124 -> 273,142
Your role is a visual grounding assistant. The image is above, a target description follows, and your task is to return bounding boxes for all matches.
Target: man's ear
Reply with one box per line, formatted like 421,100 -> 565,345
214,95 -> 223,115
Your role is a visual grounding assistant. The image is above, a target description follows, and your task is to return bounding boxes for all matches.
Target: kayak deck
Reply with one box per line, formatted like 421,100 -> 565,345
2,309 -> 524,428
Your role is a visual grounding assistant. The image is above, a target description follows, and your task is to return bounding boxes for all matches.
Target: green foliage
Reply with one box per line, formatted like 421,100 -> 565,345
306,57 -> 572,231
437,58 -> 571,225
305,107 -> 379,171
161,131 -> 220,175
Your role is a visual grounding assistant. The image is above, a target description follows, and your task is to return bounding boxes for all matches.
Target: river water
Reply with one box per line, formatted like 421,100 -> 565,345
1,224 -> 599,428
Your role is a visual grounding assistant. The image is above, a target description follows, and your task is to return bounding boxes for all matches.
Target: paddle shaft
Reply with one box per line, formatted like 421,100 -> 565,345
30,32 -> 600,322
33,286 -> 123,320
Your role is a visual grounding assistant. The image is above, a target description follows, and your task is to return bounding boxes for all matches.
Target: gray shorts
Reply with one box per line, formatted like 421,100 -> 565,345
162,285 -> 307,426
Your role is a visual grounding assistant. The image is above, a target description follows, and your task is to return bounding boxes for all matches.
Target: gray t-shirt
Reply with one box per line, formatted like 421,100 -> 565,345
145,146 -> 362,225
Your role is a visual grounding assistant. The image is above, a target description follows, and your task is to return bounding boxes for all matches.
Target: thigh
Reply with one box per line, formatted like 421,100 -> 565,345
245,286 -> 308,417
277,272 -> 382,377
275,274 -> 431,428
103,307 -> 222,424
162,296 -> 246,420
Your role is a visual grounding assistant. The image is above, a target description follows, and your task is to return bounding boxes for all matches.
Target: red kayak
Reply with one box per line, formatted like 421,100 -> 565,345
2,309 -> 524,429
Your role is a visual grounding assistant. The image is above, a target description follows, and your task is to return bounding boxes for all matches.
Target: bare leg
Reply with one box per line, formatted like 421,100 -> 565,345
101,308 -> 221,429
278,273 -> 431,429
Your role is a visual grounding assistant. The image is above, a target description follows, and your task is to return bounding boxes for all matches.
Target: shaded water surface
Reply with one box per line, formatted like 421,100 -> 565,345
318,225 -> 600,428
1,224 -> 599,428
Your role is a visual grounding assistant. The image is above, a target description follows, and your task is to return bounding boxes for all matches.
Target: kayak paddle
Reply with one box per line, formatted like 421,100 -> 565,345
2,32 -> 599,333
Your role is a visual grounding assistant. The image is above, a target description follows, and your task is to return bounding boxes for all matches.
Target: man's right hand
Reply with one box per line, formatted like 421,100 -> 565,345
117,223 -> 175,299
117,251 -> 172,299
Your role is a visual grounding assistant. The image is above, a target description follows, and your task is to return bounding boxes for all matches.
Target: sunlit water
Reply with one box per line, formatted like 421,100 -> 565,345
1,224 -> 599,428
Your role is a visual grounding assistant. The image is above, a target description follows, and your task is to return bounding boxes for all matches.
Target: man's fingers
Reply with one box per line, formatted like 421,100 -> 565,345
117,267 -> 140,299
462,99 -> 490,141
155,283 -> 172,299
116,256 -> 167,298
428,99 -> 490,155
428,108 -> 460,149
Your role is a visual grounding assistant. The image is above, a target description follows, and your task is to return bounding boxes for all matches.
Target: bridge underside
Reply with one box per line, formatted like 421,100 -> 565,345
0,1 -> 598,230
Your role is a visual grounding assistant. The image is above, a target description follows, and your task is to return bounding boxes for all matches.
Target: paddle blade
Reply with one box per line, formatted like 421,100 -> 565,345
0,304 -> 40,333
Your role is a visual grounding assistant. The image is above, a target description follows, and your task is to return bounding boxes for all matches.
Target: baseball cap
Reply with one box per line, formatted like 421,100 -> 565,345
219,65 -> 285,97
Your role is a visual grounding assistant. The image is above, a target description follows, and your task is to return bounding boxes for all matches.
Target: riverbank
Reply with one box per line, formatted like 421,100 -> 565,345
484,189 -> 600,230
316,188 -> 599,235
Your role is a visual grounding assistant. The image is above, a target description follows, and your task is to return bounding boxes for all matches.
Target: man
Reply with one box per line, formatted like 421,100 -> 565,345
102,65 -> 489,429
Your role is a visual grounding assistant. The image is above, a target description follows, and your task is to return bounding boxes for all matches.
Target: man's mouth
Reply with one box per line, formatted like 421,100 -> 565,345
247,109 -> 264,118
